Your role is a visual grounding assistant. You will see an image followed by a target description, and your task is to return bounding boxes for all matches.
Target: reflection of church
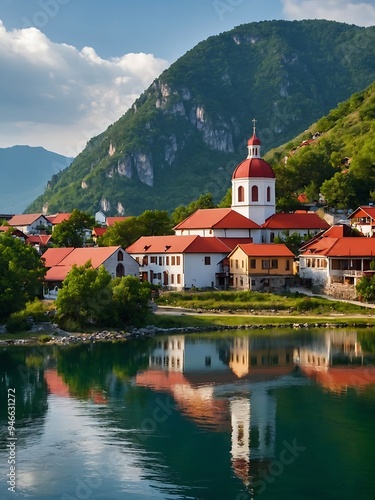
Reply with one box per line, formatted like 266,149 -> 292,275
135,334 -> 304,487
135,331 -> 374,488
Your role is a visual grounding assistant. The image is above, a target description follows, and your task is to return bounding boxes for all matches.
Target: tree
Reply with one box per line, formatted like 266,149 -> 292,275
99,217 -> 143,248
111,276 -> 151,326
137,210 -> 174,236
172,193 -> 216,224
356,274 -> 375,302
273,232 -> 308,256
0,234 -> 46,321
56,262 -> 112,328
53,209 -> 95,247
320,172 -> 356,209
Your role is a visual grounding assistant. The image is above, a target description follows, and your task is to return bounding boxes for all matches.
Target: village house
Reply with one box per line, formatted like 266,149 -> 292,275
7,213 -> 52,235
261,211 -> 330,243
42,246 -> 139,298
348,205 -> 375,237
298,232 -> 375,298
126,234 -> 245,289
227,243 -> 295,291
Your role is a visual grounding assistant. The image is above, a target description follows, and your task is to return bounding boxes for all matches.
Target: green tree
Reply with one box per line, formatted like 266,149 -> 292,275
320,172 -> 356,209
137,210 -> 174,236
218,188 -> 232,208
0,234 -> 46,321
356,274 -> 375,302
99,217 -> 143,248
53,209 -> 95,247
111,276 -> 151,326
172,193 -> 216,224
273,232 -> 308,256
55,262 -> 112,328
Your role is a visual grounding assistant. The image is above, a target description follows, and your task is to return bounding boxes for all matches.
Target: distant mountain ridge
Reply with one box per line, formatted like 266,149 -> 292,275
26,19 -> 375,216
0,146 -> 73,213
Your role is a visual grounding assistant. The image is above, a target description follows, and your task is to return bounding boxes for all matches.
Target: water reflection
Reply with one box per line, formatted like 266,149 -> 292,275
0,330 -> 374,499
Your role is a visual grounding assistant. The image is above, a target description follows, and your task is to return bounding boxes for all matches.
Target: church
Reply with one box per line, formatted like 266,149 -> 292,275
126,122 -> 329,290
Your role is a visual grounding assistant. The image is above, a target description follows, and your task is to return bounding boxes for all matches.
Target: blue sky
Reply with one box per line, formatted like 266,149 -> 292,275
0,0 -> 375,155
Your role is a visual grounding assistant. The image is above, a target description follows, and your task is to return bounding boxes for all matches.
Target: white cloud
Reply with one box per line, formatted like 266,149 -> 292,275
0,21 -> 169,156
282,0 -> 375,26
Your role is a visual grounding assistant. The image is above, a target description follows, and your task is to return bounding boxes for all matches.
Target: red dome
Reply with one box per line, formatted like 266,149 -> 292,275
247,134 -> 261,146
232,158 -> 275,179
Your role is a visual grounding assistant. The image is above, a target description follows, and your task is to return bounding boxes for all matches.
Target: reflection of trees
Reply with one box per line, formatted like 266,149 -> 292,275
0,348 -> 49,446
56,340 -> 151,398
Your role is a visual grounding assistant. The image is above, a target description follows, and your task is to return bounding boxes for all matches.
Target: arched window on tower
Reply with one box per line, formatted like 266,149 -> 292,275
252,185 -> 258,202
267,186 -> 271,202
238,186 -> 244,203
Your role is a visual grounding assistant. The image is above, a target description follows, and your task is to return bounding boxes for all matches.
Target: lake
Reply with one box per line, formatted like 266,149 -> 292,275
1,329 -> 375,499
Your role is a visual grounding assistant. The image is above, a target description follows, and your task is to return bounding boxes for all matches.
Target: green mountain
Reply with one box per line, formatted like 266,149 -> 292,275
264,80 -> 375,210
0,146 -> 73,214
26,20 -> 375,216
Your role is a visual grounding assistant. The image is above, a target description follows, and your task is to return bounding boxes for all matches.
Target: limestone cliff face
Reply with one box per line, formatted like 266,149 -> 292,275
133,152 -> 153,187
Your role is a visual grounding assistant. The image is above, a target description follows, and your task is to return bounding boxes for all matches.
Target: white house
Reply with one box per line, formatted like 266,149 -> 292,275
8,213 -> 52,235
126,234 -> 246,289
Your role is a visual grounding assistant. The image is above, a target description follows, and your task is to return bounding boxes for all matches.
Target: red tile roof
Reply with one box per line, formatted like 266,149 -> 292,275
301,237 -> 375,257
42,248 -> 74,267
49,213 -> 72,225
262,212 -> 330,230
174,208 -> 260,230
232,158 -> 275,180
106,217 -> 129,226
26,235 -> 52,245
127,235 -> 236,254
8,213 -> 49,226
230,243 -> 295,258
92,227 -> 107,237
349,206 -> 375,220
45,265 -> 72,282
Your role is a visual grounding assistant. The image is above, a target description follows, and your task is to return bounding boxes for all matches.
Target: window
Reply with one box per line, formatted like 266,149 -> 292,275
271,259 -> 278,269
262,260 -> 270,269
267,186 -> 271,202
204,256 -> 211,265
252,185 -> 258,202
159,256 -> 163,266
150,256 -> 157,264
238,186 -> 244,202
235,259 -> 239,269
270,232 -> 275,242
286,260 -> 290,271
171,256 -> 176,265
177,274 -> 181,284
176,256 -> 181,265
250,259 -> 256,269
117,250 -> 124,261
171,274 -> 174,284
142,256 -> 148,266
205,356 -> 211,367
166,256 -> 169,265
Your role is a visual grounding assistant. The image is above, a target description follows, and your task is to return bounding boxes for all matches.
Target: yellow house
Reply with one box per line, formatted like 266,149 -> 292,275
228,243 -> 295,291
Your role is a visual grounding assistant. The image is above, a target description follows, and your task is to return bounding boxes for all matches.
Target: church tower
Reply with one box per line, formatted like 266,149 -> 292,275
231,120 -> 276,225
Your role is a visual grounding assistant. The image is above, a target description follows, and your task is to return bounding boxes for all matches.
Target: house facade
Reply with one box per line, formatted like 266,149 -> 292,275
227,243 -> 295,291
348,206 -> 375,237
126,235 -> 245,290
8,213 -> 52,235
299,236 -> 375,296
261,212 -> 330,243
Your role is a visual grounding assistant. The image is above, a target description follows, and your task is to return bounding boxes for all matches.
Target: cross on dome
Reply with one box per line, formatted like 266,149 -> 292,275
252,118 -> 257,136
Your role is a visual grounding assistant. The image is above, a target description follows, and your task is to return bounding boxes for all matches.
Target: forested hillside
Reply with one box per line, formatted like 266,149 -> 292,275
26,20 -> 375,216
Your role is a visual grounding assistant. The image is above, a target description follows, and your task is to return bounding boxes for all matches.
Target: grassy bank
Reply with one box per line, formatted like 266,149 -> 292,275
156,290 -> 373,315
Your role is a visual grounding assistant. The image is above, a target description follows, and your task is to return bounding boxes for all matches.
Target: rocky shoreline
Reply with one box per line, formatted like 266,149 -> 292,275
0,319 -> 374,346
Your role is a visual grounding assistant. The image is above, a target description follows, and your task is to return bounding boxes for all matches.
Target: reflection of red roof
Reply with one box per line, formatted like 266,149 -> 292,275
45,369 -> 70,398
127,235 -> 239,254
262,212 -> 330,230
301,366 -> 375,390
174,208 -> 260,231
230,242 -> 294,258
232,158 -> 275,180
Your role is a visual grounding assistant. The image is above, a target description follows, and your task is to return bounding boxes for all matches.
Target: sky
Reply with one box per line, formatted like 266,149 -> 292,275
0,0 -> 375,157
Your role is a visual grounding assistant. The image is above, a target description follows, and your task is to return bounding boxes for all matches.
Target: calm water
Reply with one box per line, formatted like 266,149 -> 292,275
1,329 -> 375,500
